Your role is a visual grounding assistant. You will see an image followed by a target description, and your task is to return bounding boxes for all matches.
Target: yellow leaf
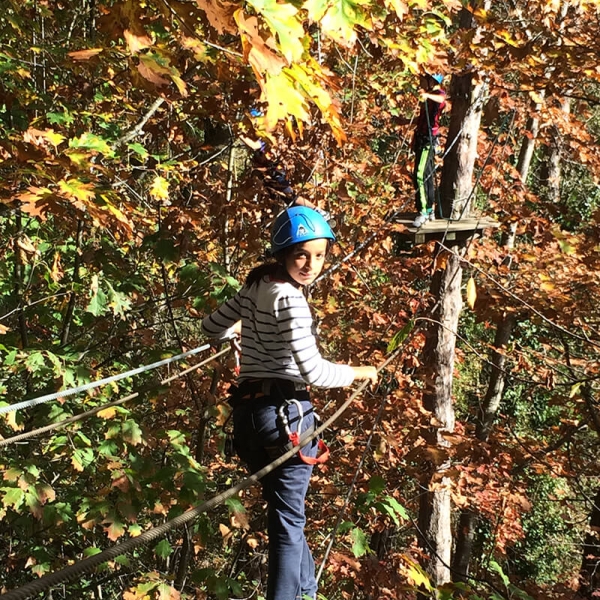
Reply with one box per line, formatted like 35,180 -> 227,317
540,281 -> 555,292
50,252 -> 63,283
405,560 -> 432,590
0,323 -> 9,335
58,179 -> 96,203
72,454 -> 84,472
264,70 -> 310,131
97,406 -> 117,419
42,129 -> 66,148
466,276 -> 477,309
150,175 -> 170,200
124,29 -> 153,53
5,410 -> 24,431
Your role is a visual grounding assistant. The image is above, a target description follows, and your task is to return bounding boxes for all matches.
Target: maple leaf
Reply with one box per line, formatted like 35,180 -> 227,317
58,179 -> 96,209
195,0 -> 237,35
150,175 -> 170,201
235,10 -> 286,76
306,0 -> 372,48
248,0 -> 305,63
104,519 -> 126,541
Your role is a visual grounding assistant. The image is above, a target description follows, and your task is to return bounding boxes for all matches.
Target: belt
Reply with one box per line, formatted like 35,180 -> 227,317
235,378 -> 309,401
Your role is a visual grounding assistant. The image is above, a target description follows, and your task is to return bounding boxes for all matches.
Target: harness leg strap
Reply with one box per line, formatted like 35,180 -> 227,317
278,399 -> 330,465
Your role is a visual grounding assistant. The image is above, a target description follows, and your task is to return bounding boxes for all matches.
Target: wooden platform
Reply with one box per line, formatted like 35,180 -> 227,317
393,213 -> 500,245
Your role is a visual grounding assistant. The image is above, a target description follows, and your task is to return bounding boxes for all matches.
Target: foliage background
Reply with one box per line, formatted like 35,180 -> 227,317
1,0 -> 599,598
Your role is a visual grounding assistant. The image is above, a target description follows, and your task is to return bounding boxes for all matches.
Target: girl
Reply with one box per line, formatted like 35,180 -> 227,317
201,206 -> 377,600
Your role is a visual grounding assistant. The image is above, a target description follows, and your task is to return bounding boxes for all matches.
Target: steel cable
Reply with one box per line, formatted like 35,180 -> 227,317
0,348 -> 230,448
0,344 -> 213,416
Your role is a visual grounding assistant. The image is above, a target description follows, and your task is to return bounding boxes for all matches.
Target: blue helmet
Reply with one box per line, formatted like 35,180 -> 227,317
271,206 -> 335,254
431,73 -> 444,84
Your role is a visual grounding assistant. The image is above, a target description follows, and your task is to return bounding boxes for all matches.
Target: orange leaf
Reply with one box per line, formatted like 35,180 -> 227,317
68,48 -> 104,61
137,56 -> 170,86
104,520 -> 125,541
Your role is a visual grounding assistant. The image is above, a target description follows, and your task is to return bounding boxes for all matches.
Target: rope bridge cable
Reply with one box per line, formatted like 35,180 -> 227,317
0,346 -> 407,600
0,347 -> 230,449
0,343 -> 213,417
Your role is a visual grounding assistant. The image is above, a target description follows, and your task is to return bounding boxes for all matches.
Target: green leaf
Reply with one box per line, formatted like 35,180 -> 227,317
127,142 -> 148,158
76,431 -> 92,447
72,448 -> 95,471
25,351 -> 46,373
69,132 -> 114,157
350,526 -> 369,558
2,487 -> 25,510
247,0 -> 305,62
122,419 -> 143,446
47,111 -> 74,125
83,547 -> 103,558
105,281 -> 132,317
387,319 -> 414,353
489,560 -> 510,587
154,539 -> 173,559
382,496 -> 408,520
86,285 -> 108,317
368,474 -> 386,494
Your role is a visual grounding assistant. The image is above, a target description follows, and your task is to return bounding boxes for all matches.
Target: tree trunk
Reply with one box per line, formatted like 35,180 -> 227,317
476,313 -> 517,441
418,249 -> 462,586
439,73 -> 485,220
14,209 -> 28,349
60,219 -> 84,346
544,97 -> 571,204
438,1 -> 490,220
578,487 -> 600,598
516,94 -> 545,182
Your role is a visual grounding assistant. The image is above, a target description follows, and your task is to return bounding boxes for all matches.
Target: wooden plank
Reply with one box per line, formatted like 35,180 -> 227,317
392,214 -> 500,246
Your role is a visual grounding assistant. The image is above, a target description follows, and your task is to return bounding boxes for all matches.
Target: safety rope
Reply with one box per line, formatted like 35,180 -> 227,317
0,343 -> 212,416
0,348 -> 404,600
0,347 -> 230,448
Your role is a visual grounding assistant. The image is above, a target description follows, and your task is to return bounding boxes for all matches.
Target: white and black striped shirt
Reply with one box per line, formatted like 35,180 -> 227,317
201,277 -> 355,388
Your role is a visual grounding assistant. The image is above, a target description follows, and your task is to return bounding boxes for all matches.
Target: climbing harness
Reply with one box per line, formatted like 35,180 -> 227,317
278,398 -> 330,465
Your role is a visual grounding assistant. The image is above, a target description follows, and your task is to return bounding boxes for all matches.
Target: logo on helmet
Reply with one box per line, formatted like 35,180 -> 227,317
296,224 -> 307,237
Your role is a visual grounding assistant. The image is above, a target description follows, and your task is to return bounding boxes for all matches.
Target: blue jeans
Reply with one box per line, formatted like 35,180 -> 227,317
233,395 -> 318,600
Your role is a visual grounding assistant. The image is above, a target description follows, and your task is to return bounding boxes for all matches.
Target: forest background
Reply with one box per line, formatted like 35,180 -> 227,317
1,0 -> 599,599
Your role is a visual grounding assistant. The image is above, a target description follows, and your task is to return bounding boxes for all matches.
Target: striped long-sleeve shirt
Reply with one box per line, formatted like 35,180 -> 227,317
201,277 -> 355,388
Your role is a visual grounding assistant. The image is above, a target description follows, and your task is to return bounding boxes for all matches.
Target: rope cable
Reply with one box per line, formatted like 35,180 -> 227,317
0,343 -> 213,416
0,349 -> 404,600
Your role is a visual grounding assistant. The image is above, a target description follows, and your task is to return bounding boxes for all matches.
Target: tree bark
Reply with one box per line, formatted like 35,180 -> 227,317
578,487 -> 600,598
451,74 -> 545,579
60,219 -> 84,346
516,94 -> 545,182
439,73 -> 485,220
418,249 -> 462,587
544,97 -> 571,204
14,209 -> 29,349
438,1 -> 489,220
